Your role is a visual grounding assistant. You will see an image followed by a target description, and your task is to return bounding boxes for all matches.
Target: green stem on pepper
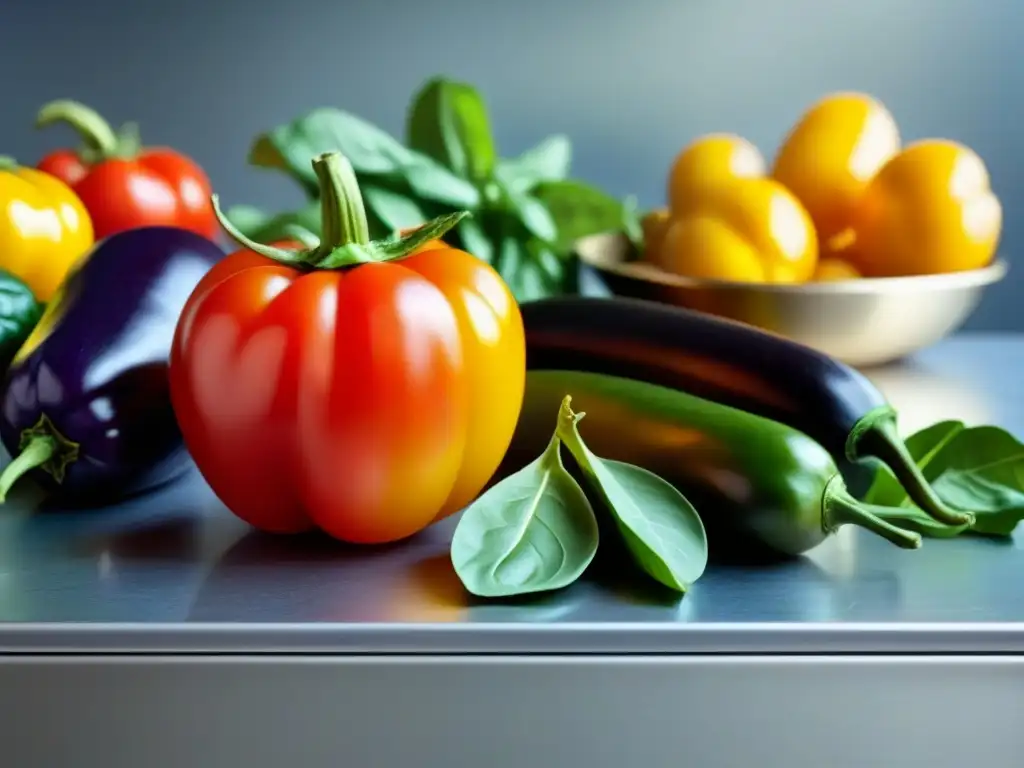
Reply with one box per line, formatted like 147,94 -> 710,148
0,414 -> 81,502
212,151 -> 469,271
821,476 -> 922,549
35,99 -> 133,161
0,156 -> 19,172
848,405 -> 975,528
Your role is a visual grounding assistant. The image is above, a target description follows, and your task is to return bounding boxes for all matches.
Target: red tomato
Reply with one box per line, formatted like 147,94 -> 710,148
169,241 -> 525,544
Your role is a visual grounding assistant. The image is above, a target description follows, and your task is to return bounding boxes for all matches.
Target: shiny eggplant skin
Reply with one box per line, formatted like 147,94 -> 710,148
522,296 -> 882,456
0,226 -> 223,505
502,370 -> 921,558
520,296 -> 972,527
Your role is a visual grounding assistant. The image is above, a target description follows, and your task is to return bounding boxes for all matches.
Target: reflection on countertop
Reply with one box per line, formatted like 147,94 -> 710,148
0,334 -> 1021,642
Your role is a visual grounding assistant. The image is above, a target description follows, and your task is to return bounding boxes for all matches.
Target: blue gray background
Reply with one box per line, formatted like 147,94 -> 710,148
2,0 -> 1018,328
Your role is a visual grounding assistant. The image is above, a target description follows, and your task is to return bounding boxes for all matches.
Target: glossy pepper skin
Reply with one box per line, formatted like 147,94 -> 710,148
0,156 -> 94,301
35,100 -> 217,241
846,139 -> 1002,277
0,227 -> 225,505
170,151 -> 526,545
503,370 -> 921,557
659,135 -> 818,282
771,93 -> 901,251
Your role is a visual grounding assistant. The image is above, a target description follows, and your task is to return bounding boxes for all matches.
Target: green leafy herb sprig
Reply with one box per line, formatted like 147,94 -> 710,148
224,76 -> 636,302
450,395 -> 708,598
863,420 -> 1024,539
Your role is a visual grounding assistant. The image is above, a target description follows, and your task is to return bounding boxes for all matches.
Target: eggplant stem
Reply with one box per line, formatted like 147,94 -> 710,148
847,406 -> 974,528
0,436 -> 57,503
822,476 -> 922,550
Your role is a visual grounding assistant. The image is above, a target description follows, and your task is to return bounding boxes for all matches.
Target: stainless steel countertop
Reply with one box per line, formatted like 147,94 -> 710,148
1,333 -> 1022,655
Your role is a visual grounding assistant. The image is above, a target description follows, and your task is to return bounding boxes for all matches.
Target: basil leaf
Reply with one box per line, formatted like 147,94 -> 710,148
0,270 -> 43,371
226,203 -> 324,248
222,205 -> 273,238
557,402 -> 708,593
248,108 -> 412,196
450,434 -> 599,598
362,186 -> 433,232
532,179 -> 627,252
406,77 -> 497,181
495,237 -> 569,303
453,216 -> 495,264
497,182 -> 558,244
864,420 -> 1024,537
494,135 -> 572,194
402,158 -> 481,208
247,107 -> 480,209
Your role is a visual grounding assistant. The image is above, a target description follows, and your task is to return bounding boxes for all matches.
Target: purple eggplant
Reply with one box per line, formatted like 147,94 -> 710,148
0,226 -> 223,505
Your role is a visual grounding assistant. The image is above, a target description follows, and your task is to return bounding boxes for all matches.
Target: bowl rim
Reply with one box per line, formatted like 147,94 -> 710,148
576,233 -> 1009,295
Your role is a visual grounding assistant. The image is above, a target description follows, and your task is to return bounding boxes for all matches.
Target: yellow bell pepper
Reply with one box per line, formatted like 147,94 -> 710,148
846,140 -> 1002,276
771,92 -> 901,250
656,135 -> 818,283
0,156 -> 94,301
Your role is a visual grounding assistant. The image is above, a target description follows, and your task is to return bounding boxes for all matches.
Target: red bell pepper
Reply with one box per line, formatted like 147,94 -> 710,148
169,151 -> 526,544
35,100 -> 217,240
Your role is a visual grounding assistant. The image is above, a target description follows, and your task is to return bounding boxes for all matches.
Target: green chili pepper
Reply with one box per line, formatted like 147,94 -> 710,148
503,370 -> 923,558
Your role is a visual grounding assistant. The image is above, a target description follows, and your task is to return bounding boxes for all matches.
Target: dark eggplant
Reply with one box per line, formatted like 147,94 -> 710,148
520,296 -> 973,527
0,226 -> 224,505
502,369 -> 922,557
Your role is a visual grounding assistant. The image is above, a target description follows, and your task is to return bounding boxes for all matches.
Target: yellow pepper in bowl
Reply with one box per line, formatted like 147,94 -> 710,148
656,135 -> 818,283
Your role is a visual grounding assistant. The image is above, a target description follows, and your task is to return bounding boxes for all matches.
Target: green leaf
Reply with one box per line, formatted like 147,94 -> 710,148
495,236 -> 570,303
228,203 -> 323,248
222,205 -> 273,238
494,135 -> 572,194
362,186 -> 432,233
532,179 -> 627,252
402,157 -> 481,208
497,181 -> 558,244
864,420 -> 1024,537
450,433 -> 599,598
248,108 -> 411,196
0,270 -> 43,371
558,401 -> 708,593
248,107 -> 480,209
406,77 -> 497,181
453,216 -> 495,264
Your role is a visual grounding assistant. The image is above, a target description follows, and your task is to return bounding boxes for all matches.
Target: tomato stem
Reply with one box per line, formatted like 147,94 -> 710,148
212,150 -> 471,271
35,100 -> 129,162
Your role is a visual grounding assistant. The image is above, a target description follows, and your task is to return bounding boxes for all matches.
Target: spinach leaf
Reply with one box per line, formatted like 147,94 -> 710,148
495,135 -> 572,194
532,179 -> 627,252
406,77 -> 497,181
247,107 -> 479,209
450,433 -> 599,598
0,270 -> 43,371
864,420 -> 1024,536
556,397 -> 708,592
